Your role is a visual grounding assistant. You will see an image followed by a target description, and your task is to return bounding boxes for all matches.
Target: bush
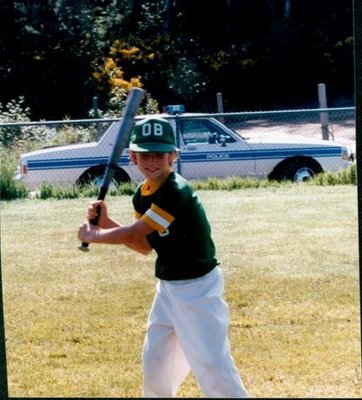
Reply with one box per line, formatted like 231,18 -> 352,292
308,164 -> 357,186
49,124 -> 96,146
89,88 -> 160,119
0,97 -> 58,150
0,157 -> 29,200
0,97 -> 31,147
190,166 -> 357,191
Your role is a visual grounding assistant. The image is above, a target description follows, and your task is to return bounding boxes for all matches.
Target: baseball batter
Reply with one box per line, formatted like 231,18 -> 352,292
78,117 -> 249,398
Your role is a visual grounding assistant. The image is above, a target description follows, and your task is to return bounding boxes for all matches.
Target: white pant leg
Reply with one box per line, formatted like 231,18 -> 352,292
143,282 -> 191,397
165,267 -> 249,398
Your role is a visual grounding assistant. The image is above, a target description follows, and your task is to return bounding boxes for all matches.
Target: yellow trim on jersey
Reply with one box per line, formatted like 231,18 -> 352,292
134,210 -> 142,220
140,170 -> 173,196
141,203 -> 175,233
141,180 -> 162,196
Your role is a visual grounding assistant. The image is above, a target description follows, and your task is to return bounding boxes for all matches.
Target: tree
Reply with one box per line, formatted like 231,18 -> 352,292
0,0 -> 354,118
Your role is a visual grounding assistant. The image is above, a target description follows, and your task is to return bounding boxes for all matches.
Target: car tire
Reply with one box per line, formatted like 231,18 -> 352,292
77,165 -> 130,188
279,158 -> 322,182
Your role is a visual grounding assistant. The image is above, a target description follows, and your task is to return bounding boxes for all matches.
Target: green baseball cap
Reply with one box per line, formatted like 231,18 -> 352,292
129,117 -> 176,153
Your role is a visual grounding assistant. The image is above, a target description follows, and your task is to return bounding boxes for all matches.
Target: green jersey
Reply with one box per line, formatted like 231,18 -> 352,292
133,171 -> 218,280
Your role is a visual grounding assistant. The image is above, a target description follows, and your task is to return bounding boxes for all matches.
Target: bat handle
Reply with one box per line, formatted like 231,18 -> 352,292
79,242 -> 90,251
78,205 -> 101,251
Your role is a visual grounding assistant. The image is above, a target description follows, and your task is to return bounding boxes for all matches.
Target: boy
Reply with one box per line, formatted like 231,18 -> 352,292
78,117 -> 249,398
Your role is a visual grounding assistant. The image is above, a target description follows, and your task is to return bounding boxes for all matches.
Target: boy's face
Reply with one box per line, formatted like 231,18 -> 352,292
130,151 -> 177,183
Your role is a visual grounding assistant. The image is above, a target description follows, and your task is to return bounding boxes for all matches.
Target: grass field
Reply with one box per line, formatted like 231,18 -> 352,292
1,185 -> 361,398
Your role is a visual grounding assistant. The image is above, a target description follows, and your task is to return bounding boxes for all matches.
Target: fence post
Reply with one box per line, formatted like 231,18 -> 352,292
216,92 -> 225,123
92,96 -> 99,118
216,92 -> 224,113
318,83 -> 329,140
92,96 -> 101,140
284,0 -> 291,18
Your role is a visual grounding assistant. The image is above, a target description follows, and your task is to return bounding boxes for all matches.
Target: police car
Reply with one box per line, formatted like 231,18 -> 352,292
16,106 -> 352,189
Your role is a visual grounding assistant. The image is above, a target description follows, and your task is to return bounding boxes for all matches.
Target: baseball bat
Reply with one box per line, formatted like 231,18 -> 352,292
79,87 -> 145,251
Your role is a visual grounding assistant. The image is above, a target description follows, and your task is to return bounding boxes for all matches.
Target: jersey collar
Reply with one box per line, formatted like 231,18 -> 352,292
141,169 -> 174,196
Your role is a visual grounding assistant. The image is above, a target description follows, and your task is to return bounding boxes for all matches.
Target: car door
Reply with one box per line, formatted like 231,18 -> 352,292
177,118 -> 256,180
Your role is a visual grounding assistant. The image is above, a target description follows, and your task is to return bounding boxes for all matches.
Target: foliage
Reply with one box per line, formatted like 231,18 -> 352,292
89,87 -> 159,119
38,183 -> 80,200
0,152 -> 29,200
142,97 -> 159,115
0,97 -> 31,147
91,39 -> 163,116
92,41 -> 143,95
168,56 -> 208,99
49,124 -> 97,146
307,163 -> 357,186
191,165 -> 357,191
36,180 -> 137,200
0,1 -> 354,119
0,97 -> 101,151
0,170 -> 29,200
0,97 -> 58,149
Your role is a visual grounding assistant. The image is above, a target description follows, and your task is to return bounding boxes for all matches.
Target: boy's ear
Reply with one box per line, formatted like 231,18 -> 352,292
129,150 -> 137,164
169,150 -> 178,164
172,150 -> 179,162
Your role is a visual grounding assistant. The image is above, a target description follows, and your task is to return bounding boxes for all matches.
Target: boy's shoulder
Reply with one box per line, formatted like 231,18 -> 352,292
167,172 -> 194,193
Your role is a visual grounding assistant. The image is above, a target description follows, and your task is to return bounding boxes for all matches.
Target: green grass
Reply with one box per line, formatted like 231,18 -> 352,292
1,185 -> 361,398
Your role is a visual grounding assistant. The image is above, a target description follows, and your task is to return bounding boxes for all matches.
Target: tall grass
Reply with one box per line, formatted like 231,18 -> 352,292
0,154 -> 29,200
308,163 -> 357,186
37,181 -> 138,200
1,162 -> 358,201
1,185 -> 360,398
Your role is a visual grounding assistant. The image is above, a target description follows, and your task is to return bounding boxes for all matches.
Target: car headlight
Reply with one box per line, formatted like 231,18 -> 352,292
341,146 -> 353,161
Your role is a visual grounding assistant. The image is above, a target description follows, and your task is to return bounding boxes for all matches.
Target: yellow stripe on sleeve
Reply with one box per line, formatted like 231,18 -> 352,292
150,203 -> 175,225
140,203 -> 175,233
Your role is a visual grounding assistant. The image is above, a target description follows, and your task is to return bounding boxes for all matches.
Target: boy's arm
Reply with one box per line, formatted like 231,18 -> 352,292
78,219 -> 154,255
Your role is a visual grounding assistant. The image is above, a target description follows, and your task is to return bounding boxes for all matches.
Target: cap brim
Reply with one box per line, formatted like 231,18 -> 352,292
129,143 -> 176,153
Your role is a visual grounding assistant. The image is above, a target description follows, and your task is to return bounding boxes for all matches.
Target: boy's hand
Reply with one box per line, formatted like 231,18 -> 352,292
78,221 -> 99,243
87,200 -> 108,227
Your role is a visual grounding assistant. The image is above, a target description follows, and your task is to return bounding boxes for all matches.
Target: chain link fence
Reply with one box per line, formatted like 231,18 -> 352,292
1,107 -> 355,188
219,107 -> 356,155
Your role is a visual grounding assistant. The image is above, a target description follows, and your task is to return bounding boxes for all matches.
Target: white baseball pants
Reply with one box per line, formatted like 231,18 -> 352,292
142,267 -> 249,398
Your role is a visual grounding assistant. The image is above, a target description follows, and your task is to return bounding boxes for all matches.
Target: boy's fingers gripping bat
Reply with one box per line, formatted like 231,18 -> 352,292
79,87 -> 145,251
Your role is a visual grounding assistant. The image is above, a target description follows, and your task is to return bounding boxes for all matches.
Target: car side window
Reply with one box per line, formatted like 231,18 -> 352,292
181,119 -> 236,145
181,120 -> 211,144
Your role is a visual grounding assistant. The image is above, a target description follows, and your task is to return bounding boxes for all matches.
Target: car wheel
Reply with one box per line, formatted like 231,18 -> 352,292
292,166 -> 315,182
280,158 -> 321,182
77,165 -> 130,188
